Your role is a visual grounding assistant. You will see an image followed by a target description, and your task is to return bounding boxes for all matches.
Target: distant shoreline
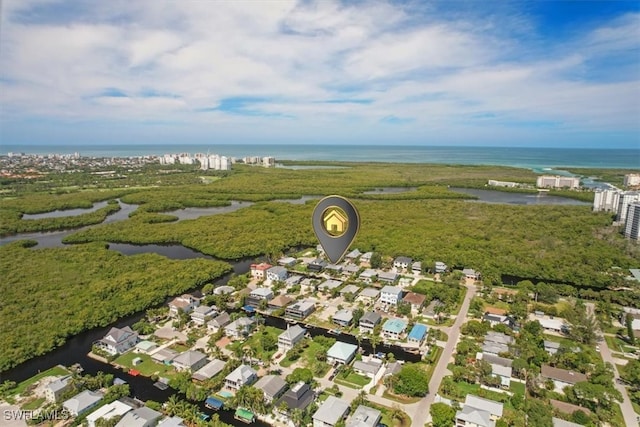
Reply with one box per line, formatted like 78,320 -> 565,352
3,144 -> 639,169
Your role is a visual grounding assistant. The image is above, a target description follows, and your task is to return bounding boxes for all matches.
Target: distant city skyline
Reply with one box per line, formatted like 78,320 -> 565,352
1,0 -> 639,148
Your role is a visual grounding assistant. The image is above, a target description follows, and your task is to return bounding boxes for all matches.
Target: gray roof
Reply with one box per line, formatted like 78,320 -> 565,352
157,416 -> 187,427
346,249 -> 362,258
378,272 -> 399,281
346,405 -> 382,427
385,361 -> 402,376
456,406 -> 494,427
287,300 -> 315,312
103,326 -> 137,344
465,395 -> 504,417
285,275 -> 303,285
359,269 -> 377,278
340,284 -> 360,295
353,360 -> 382,375
394,256 -> 412,264
47,375 -> 71,393
250,287 -> 273,298
478,353 -> 513,367
333,309 -> 353,323
209,311 -> 231,327
319,279 -> 342,290
552,418 -> 583,427
172,350 -> 207,368
115,407 -> 162,427
313,396 -> 350,425
279,325 -> 306,341
482,342 -> 509,355
484,332 -> 514,345
193,305 -> 215,315
541,365 -> 587,384
192,359 -> 226,381
343,264 -> 360,273
491,364 -> 512,378
277,381 -> 314,410
268,266 -> 288,275
226,364 -> 257,384
359,311 -> 382,325
253,375 -> 287,398
380,285 -> 402,294
63,390 -> 103,414
359,287 -> 380,298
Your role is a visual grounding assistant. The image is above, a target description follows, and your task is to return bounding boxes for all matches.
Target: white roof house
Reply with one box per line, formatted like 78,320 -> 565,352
312,396 -> 350,427
172,350 -> 208,372
86,400 -> 133,427
114,407 -> 163,427
225,364 -> 258,390
327,341 -> 357,365
346,405 -> 381,427
192,359 -> 226,381
63,390 -> 104,416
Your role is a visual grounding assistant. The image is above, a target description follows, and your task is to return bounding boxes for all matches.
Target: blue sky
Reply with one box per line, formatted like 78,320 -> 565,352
1,0 -> 639,148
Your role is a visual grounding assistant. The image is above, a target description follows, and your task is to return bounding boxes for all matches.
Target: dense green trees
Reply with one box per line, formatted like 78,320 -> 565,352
0,242 -> 231,371
430,402 -> 456,427
392,363 -> 429,397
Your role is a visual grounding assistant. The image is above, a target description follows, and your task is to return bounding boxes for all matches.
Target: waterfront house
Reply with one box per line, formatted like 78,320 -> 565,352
276,381 -> 314,412
378,271 -> 399,284
327,341 -> 357,365
318,279 -> 342,292
172,350 -> 208,372
285,275 -> 303,287
224,317 -> 255,339
393,256 -> 412,270
207,311 -> 231,332
191,305 -> 216,325
407,324 -> 428,345
359,311 -> 381,335
339,284 -> 360,296
86,400 -> 133,427
44,375 -> 72,402
382,318 -> 407,340
168,294 -> 199,316
308,258 -> 327,272
134,341 -> 157,354
95,326 -> 138,355
358,287 -> 380,303
346,405 -> 381,427
63,390 -> 104,417
353,359 -> 383,379
379,286 -> 403,305
114,406 -> 162,427
278,325 -> 306,351
435,261 -> 447,273
157,417 -> 187,427
267,266 -> 288,282
541,365 -> 587,394
277,257 -> 297,267
313,396 -> 350,427
285,300 -> 316,320
250,262 -> 272,280
268,294 -> 293,310
411,261 -> 422,274
225,364 -> 257,391
326,264 -> 343,274
333,309 -> 353,327
462,268 -> 480,281
192,359 -> 226,382
254,375 -> 288,403
245,287 -> 274,308
150,348 -> 178,364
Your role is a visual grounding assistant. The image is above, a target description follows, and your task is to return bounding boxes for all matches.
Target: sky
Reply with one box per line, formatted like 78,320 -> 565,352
1,0 -> 639,148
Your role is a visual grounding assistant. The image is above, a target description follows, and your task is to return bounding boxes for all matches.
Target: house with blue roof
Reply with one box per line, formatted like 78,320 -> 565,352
407,324 -> 428,345
382,318 -> 407,340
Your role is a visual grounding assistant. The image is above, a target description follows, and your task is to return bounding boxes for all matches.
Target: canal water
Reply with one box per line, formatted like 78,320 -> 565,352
449,187 -> 590,205
21,201 -> 111,219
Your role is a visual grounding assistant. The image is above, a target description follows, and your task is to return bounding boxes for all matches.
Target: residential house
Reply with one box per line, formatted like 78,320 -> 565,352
245,287 -> 274,308
213,285 -> 234,295
44,375 -> 72,402
285,300 -> 315,320
382,318 -> 408,340
333,309 -> 353,327
342,264 -> 360,277
307,258 -> 327,272
207,312 -> 231,332
482,332 -> 514,355
86,401 -> 133,427
266,266 -> 288,282
346,405 -> 381,427
358,287 -> 380,303
345,249 -> 362,262
393,256 -> 412,270
254,375 -> 288,403
63,390 -> 104,417
398,277 -> 412,288
403,292 -> 427,312
541,365 -> 587,393
172,350 -> 208,372
312,396 -> 350,427
462,268 -> 480,281
191,305 -> 216,325
277,257 -> 297,267
549,399 -> 593,419
492,288 -> 518,302
327,341 -> 357,365
224,317 -> 255,339
359,311 -> 382,335
318,279 -> 342,292
285,275 -> 303,287
157,417 -> 187,427
534,315 -> 567,333
225,365 -> 257,391
424,299 -> 445,319
95,326 -> 138,355
151,348 -> 178,364
250,262 -> 272,280
359,252 -> 373,266
168,294 -> 199,316
476,353 -> 513,368
359,269 -> 377,283
544,340 -> 561,355
455,395 -> 503,427
491,364 -> 512,388
411,262 -> 422,274
483,313 -> 515,329
379,286 -> 403,305
434,261 -> 447,273
384,362 -> 402,377
114,407 -> 162,427
552,419 -> 583,427
326,264 -> 343,274
268,295 -> 293,310
276,381 -> 314,412
278,325 -> 306,351
378,271 -> 399,284
134,341 -> 157,354
407,324 -> 428,345
352,359 -> 383,379
339,284 -> 360,297
192,359 -> 226,382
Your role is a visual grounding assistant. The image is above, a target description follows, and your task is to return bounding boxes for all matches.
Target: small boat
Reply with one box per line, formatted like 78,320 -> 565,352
205,397 -> 223,411
234,408 -> 255,424
328,328 -> 341,335
153,382 -> 168,390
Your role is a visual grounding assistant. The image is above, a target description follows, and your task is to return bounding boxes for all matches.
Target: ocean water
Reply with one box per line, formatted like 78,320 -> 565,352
3,144 -> 639,169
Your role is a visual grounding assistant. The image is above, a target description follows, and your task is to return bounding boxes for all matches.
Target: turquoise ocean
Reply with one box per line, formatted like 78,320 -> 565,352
2,144 -> 639,169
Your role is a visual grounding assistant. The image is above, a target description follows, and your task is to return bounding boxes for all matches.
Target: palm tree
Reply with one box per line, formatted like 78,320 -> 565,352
164,394 -> 181,416
355,334 -> 363,353
389,404 -> 404,425
290,408 -> 304,427
369,333 -> 381,355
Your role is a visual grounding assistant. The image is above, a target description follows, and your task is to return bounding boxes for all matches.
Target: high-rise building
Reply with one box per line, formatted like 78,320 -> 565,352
617,191 -> 640,222
593,188 -> 620,212
623,202 -> 640,240
536,175 -> 580,189
624,174 -> 640,188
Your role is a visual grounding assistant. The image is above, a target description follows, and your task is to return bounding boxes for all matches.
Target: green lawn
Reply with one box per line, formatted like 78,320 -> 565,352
169,343 -> 190,353
510,381 -> 525,395
335,372 -> 370,388
20,397 -> 45,410
11,365 -> 69,396
228,326 -> 283,361
114,352 -> 176,378
381,389 -> 422,404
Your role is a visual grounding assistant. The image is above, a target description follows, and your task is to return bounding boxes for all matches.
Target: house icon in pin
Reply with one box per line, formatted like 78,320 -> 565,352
323,208 -> 348,236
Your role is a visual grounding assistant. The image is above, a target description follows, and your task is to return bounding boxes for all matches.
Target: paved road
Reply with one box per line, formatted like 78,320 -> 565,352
412,284 -> 477,426
587,303 -> 638,427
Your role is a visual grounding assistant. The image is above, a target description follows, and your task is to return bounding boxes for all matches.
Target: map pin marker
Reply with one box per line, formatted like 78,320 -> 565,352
312,195 -> 360,264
